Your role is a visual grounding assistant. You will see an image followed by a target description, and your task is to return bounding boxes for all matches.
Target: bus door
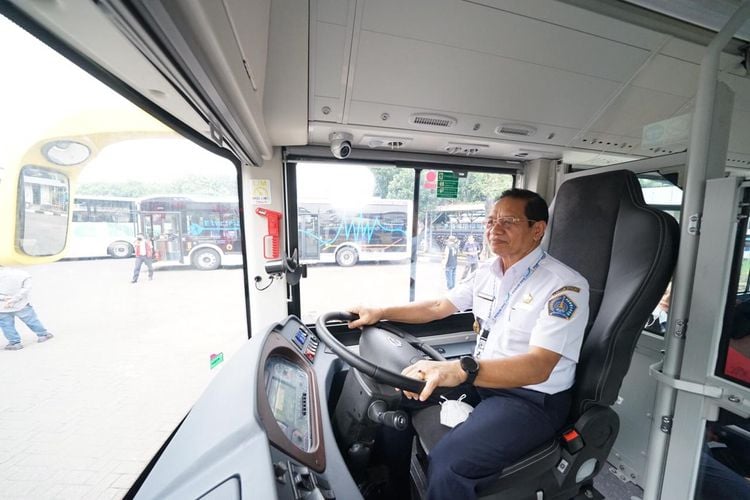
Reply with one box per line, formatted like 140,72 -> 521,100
141,211 -> 186,264
298,212 -> 320,261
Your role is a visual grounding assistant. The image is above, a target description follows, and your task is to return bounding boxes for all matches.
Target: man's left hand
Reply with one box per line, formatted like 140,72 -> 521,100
400,359 -> 466,401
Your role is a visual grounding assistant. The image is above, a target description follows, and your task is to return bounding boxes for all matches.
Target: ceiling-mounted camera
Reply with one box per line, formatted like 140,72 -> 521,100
329,132 -> 353,159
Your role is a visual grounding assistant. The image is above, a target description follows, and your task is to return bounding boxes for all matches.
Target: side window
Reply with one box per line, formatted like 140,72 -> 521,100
637,172 -> 682,336
293,162 -> 513,323
1,15 -> 247,498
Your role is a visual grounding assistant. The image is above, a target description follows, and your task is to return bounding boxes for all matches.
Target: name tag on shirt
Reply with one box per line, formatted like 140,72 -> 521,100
477,290 -> 494,301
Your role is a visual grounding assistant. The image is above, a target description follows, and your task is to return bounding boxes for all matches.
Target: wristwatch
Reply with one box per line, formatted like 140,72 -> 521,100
459,356 -> 480,385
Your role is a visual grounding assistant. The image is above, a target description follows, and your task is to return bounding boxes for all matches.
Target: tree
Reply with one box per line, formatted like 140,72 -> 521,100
76,174 -> 237,198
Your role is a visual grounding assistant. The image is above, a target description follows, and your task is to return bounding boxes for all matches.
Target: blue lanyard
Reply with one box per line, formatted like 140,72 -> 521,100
487,251 -> 546,327
476,251 -> 546,356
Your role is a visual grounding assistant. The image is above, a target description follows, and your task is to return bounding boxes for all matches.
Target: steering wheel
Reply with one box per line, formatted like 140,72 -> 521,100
315,311 -> 447,395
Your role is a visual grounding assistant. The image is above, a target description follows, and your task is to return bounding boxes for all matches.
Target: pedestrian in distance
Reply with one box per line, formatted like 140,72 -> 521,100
0,266 -> 54,351
442,235 -> 459,290
132,233 -> 155,283
460,234 -> 481,280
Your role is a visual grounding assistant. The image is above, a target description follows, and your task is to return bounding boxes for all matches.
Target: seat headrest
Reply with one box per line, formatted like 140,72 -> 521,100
545,170 -> 678,417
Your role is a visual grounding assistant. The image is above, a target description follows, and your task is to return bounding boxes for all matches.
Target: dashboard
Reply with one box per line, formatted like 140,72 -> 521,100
132,315 -> 354,500
256,317 -> 340,499
265,356 -> 312,452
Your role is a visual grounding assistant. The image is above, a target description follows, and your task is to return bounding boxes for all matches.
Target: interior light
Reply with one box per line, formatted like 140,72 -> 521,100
42,140 -> 91,166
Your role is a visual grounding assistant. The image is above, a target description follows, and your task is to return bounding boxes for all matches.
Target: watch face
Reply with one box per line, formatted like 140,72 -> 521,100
461,356 -> 478,373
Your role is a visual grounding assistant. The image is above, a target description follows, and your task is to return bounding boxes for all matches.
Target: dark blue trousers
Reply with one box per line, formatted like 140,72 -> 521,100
426,387 -> 571,500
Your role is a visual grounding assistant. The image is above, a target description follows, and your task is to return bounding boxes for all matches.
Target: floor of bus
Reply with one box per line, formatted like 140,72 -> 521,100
593,464 -> 644,500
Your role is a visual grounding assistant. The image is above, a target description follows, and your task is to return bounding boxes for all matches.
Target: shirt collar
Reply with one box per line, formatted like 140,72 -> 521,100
490,245 -> 544,279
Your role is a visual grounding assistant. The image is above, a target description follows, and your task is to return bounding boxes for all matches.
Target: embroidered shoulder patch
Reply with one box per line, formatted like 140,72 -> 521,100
551,285 -> 581,297
548,294 -> 577,320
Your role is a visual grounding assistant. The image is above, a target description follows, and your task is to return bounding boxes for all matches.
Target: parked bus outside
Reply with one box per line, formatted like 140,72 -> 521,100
297,199 -> 412,267
139,195 -> 242,271
66,196 -> 138,259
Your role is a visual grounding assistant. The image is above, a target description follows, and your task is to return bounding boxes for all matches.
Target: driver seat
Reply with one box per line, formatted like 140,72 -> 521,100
410,169 -> 679,499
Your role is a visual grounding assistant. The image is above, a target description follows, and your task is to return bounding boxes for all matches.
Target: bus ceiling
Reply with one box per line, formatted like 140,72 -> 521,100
6,1 -> 750,170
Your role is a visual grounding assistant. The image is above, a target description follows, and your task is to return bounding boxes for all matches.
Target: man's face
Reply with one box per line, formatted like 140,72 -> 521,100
485,197 -> 546,262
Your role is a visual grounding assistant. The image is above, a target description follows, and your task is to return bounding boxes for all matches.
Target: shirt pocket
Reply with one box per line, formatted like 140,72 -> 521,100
508,305 -> 537,331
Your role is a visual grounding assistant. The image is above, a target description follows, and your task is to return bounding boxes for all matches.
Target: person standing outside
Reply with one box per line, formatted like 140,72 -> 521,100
442,235 -> 459,289
0,266 -> 54,351
131,233 -> 154,283
349,189 -> 589,500
460,234 -> 480,280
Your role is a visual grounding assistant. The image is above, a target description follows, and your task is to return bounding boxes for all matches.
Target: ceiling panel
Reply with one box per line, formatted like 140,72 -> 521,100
360,0 -> 652,83
631,54 -> 700,97
313,21 -> 349,99
454,0 -> 666,49
589,86 -> 689,137
316,0 -> 353,26
351,30 -> 621,129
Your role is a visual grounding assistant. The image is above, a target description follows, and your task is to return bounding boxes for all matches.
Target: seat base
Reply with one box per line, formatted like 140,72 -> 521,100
410,405 -> 619,499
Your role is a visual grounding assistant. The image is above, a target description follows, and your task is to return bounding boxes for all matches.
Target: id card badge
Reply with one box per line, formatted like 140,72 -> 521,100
474,318 -> 495,358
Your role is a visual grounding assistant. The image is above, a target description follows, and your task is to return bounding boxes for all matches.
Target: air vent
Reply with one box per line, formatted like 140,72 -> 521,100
410,113 -> 457,128
444,143 -> 489,156
360,135 -> 412,149
495,123 -> 537,137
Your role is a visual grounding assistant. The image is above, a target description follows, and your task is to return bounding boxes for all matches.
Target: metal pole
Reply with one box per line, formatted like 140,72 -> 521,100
643,3 -> 750,498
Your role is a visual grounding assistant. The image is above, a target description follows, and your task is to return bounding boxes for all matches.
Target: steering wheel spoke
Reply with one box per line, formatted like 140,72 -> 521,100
315,312 -> 445,396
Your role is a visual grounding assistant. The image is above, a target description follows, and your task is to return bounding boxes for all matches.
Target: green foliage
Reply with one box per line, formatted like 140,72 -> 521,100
77,174 -> 237,198
459,172 -> 513,204
370,168 -> 512,203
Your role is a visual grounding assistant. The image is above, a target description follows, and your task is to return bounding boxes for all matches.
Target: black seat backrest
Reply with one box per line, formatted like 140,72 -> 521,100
544,170 -> 679,418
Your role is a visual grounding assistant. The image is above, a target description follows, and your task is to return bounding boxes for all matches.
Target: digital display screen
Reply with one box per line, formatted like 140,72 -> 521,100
717,211 -> 750,390
720,298 -> 750,388
264,356 -> 311,452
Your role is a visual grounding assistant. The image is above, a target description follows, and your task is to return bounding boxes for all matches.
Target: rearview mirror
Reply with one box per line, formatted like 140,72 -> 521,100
16,166 -> 70,256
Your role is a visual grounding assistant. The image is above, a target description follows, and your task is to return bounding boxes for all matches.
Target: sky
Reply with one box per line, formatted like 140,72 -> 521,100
0,14 -> 379,197
296,162 -> 376,206
0,15 -> 232,184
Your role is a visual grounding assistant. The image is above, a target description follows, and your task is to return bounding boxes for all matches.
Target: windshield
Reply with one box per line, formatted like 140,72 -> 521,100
0,14 -> 248,498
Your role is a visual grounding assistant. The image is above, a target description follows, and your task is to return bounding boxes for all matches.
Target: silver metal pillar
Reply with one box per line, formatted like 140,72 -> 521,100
642,3 -> 750,499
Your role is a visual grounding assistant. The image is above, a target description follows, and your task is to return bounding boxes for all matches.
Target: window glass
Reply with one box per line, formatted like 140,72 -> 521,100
296,162 -> 415,323
294,163 -> 514,323
414,171 -> 513,300
0,15 -> 246,499
637,172 -> 681,336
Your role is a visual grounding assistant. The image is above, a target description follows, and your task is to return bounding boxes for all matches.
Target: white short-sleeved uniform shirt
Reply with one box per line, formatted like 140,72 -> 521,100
447,246 -> 590,394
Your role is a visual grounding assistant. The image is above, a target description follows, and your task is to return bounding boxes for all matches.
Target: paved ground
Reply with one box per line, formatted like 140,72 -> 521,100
0,259 -> 247,500
0,256 -> 465,499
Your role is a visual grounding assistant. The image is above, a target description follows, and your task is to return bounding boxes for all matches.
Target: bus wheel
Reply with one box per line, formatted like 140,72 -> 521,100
108,241 -> 134,258
192,248 -> 221,270
335,246 -> 358,267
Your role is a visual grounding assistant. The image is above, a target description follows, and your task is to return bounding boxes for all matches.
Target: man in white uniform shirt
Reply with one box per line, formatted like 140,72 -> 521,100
349,189 -> 589,500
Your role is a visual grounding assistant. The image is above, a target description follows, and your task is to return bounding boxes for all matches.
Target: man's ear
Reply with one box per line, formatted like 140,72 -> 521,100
534,221 -> 547,241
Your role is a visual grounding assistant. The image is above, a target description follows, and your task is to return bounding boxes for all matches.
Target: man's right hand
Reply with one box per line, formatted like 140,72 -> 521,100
347,306 -> 384,329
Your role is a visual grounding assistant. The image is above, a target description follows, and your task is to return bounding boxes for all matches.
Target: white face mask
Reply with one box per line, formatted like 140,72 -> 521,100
439,394 -> 474,428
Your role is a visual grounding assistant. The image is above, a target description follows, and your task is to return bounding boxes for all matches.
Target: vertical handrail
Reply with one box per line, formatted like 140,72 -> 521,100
643,3 -> 750,499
